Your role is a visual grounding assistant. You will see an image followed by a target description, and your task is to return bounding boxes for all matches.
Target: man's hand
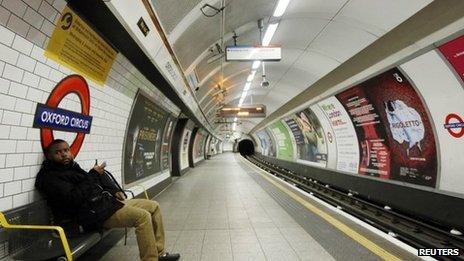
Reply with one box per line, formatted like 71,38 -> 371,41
93,162 -> 106,175
115,191 -> 126,201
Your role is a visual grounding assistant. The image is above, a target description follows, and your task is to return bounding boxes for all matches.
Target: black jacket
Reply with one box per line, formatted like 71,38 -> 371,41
35,160 -> 124,230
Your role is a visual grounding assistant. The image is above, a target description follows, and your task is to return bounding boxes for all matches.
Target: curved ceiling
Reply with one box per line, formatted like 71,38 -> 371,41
151,0 -> 432,139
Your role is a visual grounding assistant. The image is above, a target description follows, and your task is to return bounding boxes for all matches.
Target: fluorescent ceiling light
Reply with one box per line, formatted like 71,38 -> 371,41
246,74 -> 254,82
241,90 -> 248,99
273,0 -> 290,17
232,123 -> 236,131
262,23 -> 279,46
237,111 -> 249,116
252,61 -> 261,69
244,82 -> 251,91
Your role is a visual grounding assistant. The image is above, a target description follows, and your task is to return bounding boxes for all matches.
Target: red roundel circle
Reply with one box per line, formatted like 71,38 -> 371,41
41,75 -> 90,157
445,113 -> 464,138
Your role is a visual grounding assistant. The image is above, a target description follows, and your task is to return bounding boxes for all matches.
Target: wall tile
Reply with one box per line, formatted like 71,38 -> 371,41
22,0 -> 41,11
14,166 -> 30,180
9,125 -> 27,139
26,26 -> 46,47
22,71 -> 39,87
0,6 -> 10,26
0,154 -> 5,168
23,7 -> 44,29
1,0 -> 27,18
38,1 -> 56,23
20,113 -> 33,127
2,63 -> 24,82
8,81 -> 28,98
0,77 -> 11,94
6,14 -> 29,38
5,153 -> 23,167
0,196 -> 13,211
14,98 -> 33,113
0,25 -> 15,46
12,192 -> 29,207
0,93 -> 16,109
0,140 -> 16,153
0,43 -> 19,64
2,110 -> 21,126
12,35 -> 33,55
34,61 -> 50,78
0,124 -> 10,138
16,53 -> 36,72
21,178 -> 35,192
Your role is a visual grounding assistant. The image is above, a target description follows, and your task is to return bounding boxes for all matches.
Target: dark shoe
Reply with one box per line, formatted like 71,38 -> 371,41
159,252 -> 180,261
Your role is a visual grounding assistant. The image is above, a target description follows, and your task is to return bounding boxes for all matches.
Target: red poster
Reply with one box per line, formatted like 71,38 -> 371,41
336,68 -> 437,187
439,34 -> 464,82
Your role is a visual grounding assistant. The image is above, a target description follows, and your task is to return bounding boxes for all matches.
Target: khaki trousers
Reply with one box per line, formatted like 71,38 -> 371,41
102,199 -> 165,261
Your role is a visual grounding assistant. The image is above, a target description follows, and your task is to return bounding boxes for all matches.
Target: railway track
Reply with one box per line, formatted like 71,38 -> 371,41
247,155 -> 464,261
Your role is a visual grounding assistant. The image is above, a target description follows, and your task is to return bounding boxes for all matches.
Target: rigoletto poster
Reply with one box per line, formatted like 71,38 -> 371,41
336,68 -> 437,187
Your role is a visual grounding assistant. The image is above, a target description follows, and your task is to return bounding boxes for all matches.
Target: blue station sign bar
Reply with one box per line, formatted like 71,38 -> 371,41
33,103 -> 93,134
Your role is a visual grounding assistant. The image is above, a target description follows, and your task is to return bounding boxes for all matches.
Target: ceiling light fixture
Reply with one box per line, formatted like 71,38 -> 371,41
246,74 -> 254,82
262,23 -> 279,46
244,82 -> 251,91
273,0 -> 290,17
252,61 -> 261,69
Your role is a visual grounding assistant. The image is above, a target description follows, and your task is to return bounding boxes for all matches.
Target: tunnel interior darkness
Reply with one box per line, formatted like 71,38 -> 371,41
238,139 -> 255,156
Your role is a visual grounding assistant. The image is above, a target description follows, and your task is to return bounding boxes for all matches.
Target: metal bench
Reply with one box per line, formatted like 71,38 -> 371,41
0,185 -> 149,261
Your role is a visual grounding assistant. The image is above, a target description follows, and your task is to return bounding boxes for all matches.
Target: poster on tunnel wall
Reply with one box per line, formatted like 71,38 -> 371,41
161,117 -> 176,171
317,97 -> 360,174
180,128 -> 191,170
310,104 -> 338,169
269,121 -> 294,161
256,129 -> 276,157
336,68 -> 437,187
193,131 -> 205,162
286,108 -> 328,167
123,91 -> 169,185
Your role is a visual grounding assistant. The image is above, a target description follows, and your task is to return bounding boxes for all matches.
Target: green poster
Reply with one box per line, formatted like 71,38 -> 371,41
269,121 -> 294,161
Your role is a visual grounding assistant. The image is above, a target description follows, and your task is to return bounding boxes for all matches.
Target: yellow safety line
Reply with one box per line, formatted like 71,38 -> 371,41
241,157 -> 401,261
0,212 -> 73,261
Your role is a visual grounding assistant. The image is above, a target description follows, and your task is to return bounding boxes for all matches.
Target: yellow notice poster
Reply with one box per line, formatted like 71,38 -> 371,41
45,5 -> 117,86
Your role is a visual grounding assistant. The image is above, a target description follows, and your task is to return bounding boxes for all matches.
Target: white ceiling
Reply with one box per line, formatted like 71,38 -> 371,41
151,0 -> 433,139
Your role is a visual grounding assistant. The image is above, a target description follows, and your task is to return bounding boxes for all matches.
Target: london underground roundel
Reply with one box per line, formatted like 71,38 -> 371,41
40,75 -> 91,157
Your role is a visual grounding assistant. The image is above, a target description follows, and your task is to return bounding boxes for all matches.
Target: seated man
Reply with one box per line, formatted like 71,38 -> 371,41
35,139 -> 180,261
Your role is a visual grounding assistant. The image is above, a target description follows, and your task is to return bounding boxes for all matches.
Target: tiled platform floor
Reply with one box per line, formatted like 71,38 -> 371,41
79,152 -> 416,261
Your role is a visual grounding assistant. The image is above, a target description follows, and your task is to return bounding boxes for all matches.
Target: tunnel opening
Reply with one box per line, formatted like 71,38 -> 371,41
238,139 -> 254,156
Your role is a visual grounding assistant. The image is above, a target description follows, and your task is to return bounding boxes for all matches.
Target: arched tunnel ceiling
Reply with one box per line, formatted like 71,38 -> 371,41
151,0 -> 433,138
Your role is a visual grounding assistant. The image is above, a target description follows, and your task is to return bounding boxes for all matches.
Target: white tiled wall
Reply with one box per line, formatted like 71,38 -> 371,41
0,0 -> 181,211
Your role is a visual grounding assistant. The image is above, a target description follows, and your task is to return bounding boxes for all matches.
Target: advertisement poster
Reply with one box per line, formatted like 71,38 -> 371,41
337,68 -> 437,187
269,121 -> 294,161
438,34 -> 464,82
283,117 -> 305,145
256,129 -> 276,157
310,104 -> 338,169
336,84 -> 391,179
180,129 -> 191,169
318,96 -> 359,173
193,131 -> 205,161
124,91 -> 169,184
160,117 -> 175,171
291,108 -> 327,167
